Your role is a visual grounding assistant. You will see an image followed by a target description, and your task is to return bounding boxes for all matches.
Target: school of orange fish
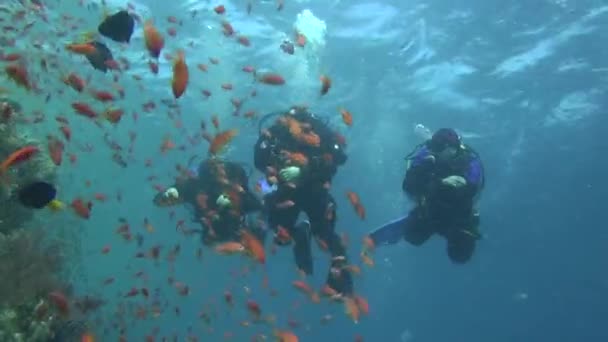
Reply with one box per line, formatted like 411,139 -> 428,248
0,1 -> 376,341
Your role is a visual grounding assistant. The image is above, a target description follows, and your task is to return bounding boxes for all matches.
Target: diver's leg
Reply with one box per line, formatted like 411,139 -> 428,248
291,220 -> 313,275
446,212 -> 481,263
264,189 -> 300,233
264,191 -> 313,274
304,192 -> 353,296
402,206 -> 433,246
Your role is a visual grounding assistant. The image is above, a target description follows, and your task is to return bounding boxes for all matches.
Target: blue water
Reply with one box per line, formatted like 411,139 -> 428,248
4,0 -> 608,341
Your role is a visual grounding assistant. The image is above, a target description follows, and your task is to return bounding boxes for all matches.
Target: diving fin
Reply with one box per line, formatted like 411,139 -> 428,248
368,215 -> 409,246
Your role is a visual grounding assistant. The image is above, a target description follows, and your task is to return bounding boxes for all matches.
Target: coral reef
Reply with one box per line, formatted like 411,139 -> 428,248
0,97 -> 58,235
0,303 -> 54,342
0,97 -> 94,342
0,229 -> 65,307
0,229 -> 80,341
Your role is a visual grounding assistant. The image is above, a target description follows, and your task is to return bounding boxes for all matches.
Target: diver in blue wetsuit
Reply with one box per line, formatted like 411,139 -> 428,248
368,128 -> 485,263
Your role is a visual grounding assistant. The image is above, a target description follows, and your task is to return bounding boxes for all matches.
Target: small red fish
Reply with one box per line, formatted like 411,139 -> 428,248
47,136 -> 64,166
71,198 -> 92,219
5,64 -> 31,90
59,125 -> 71,141
256,72 -> 285,85
144,20 -> 165,58
171,50 -> 189,99
0,145 -> 39,174
48,291 -> 69,316
71,102 -> 97,118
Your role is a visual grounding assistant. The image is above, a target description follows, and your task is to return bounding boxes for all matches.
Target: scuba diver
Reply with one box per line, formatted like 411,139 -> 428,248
254,106 -> 353,296
367,128 -> 485,263
153,158 -> 264,244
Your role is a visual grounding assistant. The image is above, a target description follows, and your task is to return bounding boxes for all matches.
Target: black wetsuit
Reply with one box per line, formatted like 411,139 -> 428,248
401,143 -> 484,263
154,159 -> 263,243
254,108 -> 353,294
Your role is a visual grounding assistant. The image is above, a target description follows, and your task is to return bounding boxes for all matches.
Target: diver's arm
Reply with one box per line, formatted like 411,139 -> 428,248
154,177 -> 199,206
302,139 -> 347,185
436,155 -> 484,201
171,178 -> 200,204
403,158 -> 435,198
254,135 -> 274,172
241,189 -> 264,213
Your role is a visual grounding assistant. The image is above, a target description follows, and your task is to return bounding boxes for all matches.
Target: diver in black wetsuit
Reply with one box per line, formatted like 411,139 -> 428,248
368,128 -> 485,263
254,106 -> 353,296
153,158 -> 264,244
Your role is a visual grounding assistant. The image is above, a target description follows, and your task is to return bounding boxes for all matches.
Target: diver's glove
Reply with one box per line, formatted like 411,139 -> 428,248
279,166 -> 301,183
216,194 -> 232,208
441,175 -> 467,188
164,187 -> 179,199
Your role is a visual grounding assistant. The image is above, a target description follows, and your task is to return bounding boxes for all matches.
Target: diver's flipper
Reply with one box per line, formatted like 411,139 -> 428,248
326,266 -> 354,296
98,10 -> 135,43
292,220 -> 313,275
369,215 -> 409,246
85,41 -> 113,72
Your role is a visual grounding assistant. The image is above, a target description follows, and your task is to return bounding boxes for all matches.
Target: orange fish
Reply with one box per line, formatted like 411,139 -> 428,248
292,280 -> 320,303
90,90 -> 115,102
71,198 -> 92,219
171,50 -> 189,99
360,251 -> 374,267
274,329 -> 298,342
160,135 -> 175,153
143,20 -> 165,58
59,125 -> 71,141
362,236 -> 375,252
256,72 -> 285,85
221,20 -> 234,36
81,333 -> 95,342
320,75 -> 331,95
48,291 -> 70,317
237,35 -> 250,46
215,242 -> 245,255
340,108 -> 353,126
5,64 -> 31,90
241,230 -> 265,264
354,295 -> 369,315
209,129 -> 238,155
65,43 -> 96,55
47,136 -> 64,166
346,191 -> 366,219
63,73 -> 85,92
1,145 -> 39,183
246,299 -> 262,319
104,108 -> 124,124
292,280 -> 313,294
344,297 -> 360,323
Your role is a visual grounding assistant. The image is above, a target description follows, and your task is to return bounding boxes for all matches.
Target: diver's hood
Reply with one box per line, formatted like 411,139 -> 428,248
153,191 -> 182,207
